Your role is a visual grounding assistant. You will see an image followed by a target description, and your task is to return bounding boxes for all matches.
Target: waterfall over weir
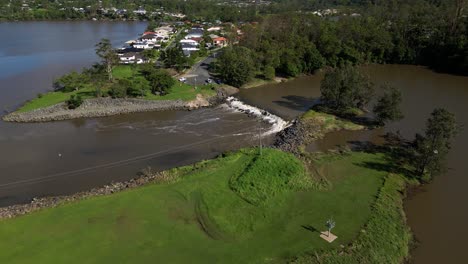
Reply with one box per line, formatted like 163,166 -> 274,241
224,97 -> 290,136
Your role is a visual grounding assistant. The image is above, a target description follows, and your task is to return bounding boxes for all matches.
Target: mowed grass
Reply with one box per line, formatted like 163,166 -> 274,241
0,149 -> 388,263
16,65 -> 216,113
302,110 -> 364,131
16,86 -> 96,113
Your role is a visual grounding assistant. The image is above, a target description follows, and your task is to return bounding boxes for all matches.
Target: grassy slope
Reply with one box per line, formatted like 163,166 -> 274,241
293,173 -> 411,264
0,149 -> 389,264
16,65 -> 216,113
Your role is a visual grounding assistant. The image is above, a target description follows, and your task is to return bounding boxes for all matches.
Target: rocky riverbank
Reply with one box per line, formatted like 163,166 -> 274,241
0,169 -> 175,219
3,87 -> 237,123
274,110 -> 365,153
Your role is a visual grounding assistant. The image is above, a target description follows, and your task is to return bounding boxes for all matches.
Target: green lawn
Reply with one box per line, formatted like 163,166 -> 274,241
0,149 -> 390,263
17,86 -> 96,113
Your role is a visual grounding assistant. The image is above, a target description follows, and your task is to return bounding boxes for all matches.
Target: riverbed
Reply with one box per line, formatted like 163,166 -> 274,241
1,22 -> 467,264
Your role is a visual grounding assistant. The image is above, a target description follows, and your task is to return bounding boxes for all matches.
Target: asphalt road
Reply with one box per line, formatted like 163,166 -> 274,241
182,51 -> 220,86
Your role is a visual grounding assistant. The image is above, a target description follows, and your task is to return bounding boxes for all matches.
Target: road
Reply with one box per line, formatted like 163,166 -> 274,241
182,51 -> 220,86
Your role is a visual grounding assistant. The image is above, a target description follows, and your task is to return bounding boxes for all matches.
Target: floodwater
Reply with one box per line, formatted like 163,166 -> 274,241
239,65 -> 468,264
1,21 -> 467,263
0,22 -> 273,206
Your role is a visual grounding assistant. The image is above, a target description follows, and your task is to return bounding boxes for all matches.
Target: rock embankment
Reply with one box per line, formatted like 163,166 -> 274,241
0,170 -> 172,219
3,86 -> 238,123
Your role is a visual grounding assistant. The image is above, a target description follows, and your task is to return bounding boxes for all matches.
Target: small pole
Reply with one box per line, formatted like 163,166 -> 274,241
258,121 -> 262,156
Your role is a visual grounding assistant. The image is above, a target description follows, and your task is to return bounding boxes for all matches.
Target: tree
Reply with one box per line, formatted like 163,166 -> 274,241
146,70 -> 175,95
109,79 -> 131,98
320,64 -> 374,114
325,218 -> 335,237
373,84 -> 404,125
142,49 -> 159,62
160,46 -> 189,71
128,77 -> 150,97
95,38 -> 119,81
67,94 -> 83,109
264,65 -> 276,80
217,46 -> 255,87
412,108 -> 459,180
53,71 -> 88,92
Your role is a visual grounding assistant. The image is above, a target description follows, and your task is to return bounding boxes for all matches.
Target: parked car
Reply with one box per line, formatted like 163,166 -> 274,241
205,78 -> 213,84
179,77 -> 187,82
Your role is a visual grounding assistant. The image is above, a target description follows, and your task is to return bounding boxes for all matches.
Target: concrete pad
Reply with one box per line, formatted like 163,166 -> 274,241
320,231 -> 338,243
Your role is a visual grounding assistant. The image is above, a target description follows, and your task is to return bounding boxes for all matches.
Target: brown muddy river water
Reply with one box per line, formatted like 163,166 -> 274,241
0,22 -> 467,263
240,65 -> 468,264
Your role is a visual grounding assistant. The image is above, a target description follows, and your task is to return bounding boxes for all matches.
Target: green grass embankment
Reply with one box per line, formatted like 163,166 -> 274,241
0,148 -> 396,263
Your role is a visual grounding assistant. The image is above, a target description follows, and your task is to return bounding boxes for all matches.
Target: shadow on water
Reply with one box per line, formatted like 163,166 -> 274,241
273,95 -> 319,112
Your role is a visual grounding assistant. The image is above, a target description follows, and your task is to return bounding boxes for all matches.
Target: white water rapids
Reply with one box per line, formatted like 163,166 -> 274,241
225,97 -> 290,136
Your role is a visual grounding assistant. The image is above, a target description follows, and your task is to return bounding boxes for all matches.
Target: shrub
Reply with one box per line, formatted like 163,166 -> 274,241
67,94 -> 83,109
109,79 -> 131,98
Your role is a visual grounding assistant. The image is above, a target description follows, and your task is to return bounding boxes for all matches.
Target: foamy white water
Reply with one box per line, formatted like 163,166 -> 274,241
225,97 -> 290,136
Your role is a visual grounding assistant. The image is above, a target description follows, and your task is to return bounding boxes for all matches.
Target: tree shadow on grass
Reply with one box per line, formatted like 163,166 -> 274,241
349,133 -> 418,179
301,225 -> 319,233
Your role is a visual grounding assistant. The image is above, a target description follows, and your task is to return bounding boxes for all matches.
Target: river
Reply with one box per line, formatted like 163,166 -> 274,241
239,65 -> 468,264
1,22 -> 467,263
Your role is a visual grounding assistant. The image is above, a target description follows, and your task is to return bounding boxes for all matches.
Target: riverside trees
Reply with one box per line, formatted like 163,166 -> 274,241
411,108 -> 459,181
319,64 -> 374,115
373,85 -> 404,125
217,46 -> 255,87
95,39 -> 119,81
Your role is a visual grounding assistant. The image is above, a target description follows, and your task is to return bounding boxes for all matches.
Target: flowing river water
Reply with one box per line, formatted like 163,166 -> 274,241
1,22 -> 467,263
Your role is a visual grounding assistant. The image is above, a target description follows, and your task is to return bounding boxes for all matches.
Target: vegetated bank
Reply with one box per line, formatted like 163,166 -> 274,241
0,107 -> 415,263
2,64 -> 237,122
0,147 -> 411,263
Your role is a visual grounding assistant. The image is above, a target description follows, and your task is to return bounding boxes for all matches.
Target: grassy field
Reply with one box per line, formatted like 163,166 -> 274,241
16,65 -> 216,113
0,148 -> 398,263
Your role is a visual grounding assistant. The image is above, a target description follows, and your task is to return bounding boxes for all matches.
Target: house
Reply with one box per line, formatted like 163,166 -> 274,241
180,39 -> 199,46
119,52 -> 136,64
133,8 -> 147,15
140,34 -> 158,43
181,43 -> 200,51
212,37 -> 227,47
185,28 -> 204,39
133,41 -> 152,49
207,27 -> 222,32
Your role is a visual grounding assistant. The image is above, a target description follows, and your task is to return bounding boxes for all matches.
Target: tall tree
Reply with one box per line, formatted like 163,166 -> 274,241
373,84 -> 404,125
95,39 -> 119,81
320,64 -> 374,114
217,46 -> 255,87
412,108 -> 459,180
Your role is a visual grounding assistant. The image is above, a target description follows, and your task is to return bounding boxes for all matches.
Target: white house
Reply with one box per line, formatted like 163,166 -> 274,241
140,34 -> 158,43
119,53 -> 136,64
185,28 -> 204,39
133,41 -> 152,49
180,39 -> 199,46
207,27 -> 222,32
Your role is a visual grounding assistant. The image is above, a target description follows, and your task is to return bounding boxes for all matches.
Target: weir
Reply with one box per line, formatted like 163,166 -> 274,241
224,97 -> 290,136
